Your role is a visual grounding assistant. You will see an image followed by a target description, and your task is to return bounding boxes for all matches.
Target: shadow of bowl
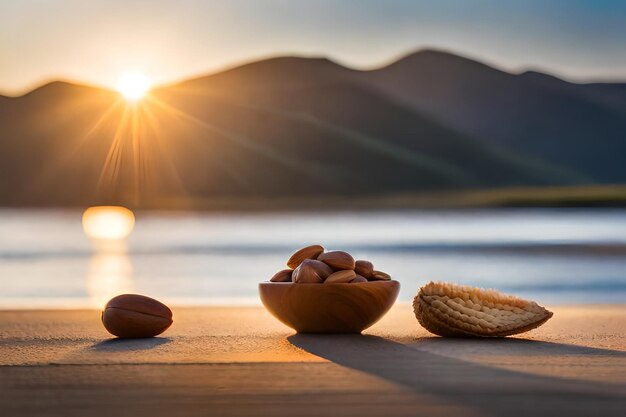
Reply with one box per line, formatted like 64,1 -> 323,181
259,280 -> 400,333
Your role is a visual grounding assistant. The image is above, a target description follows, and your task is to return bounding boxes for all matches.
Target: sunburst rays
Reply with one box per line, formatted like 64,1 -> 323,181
145,94 -> 341,183
87,93 -> 211,206
63,86 -> 358,208
97,103 -> 130,193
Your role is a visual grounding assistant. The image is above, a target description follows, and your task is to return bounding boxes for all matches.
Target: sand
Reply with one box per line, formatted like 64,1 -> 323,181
1,304 -> 625,416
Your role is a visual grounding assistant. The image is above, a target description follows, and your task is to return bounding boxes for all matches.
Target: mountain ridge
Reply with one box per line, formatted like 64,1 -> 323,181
0,49 -> 624,208
7,49 -> 626,98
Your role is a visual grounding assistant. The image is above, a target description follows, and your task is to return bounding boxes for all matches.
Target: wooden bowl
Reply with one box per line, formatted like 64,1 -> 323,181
258,280 -> 400,333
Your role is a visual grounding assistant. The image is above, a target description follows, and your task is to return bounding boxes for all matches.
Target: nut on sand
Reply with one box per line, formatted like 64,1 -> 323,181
414,282 -> 553,337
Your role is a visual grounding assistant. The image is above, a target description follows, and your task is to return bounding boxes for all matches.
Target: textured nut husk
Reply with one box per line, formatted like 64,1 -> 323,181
355,260 -> 374,278
292,261 -> 323,283
102,294 -> 173,338
370,270 -> 391,281
413,282 -> 553,338
325,270 -> 357,284
318,251 -> 355,270
270,269 -> 293,282
287,245 -> 324,269
306,259 -> 334,280
351,275 -> 368,283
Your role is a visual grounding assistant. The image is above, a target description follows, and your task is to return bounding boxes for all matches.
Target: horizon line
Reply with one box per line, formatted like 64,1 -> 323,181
2,47 -> 625,98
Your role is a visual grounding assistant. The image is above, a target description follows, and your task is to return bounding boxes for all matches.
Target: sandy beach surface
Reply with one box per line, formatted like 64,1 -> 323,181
1,304 -> 625,417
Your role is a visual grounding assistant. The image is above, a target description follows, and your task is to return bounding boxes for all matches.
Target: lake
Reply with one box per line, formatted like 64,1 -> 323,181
1,208 -> 626,309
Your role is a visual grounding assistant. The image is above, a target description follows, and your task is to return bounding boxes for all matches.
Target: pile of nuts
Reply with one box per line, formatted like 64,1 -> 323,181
270,244 -> 392,284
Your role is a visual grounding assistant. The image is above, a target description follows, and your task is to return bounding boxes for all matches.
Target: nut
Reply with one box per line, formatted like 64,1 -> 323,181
318,251 -> 355,270
270,269 -> 293,282
292,260 -> 323,283
101,294 -> 173,338
370,270 -> 391,281
354,260 -> 374,278
414,281 -> 553,337
287,244 -> 324,269
269,248 -> 393,288
351,275 -> 368,283
306,259 -> 334,280
325,270 -> 356,284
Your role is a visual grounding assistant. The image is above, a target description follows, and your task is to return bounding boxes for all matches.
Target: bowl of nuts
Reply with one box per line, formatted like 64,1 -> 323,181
259,244 -> 400,333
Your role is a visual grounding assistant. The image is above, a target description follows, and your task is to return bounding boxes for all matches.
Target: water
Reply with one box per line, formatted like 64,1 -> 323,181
1,208 -> 626,309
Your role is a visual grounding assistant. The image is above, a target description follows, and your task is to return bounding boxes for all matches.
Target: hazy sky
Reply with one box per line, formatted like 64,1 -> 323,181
2,0 -> 625,95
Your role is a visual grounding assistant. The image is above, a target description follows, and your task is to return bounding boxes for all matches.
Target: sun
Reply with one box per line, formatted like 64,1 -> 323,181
116,71 -> 152,101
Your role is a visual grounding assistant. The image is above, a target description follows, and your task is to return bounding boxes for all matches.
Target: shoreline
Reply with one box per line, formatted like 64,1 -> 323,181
3,185 -> 626,211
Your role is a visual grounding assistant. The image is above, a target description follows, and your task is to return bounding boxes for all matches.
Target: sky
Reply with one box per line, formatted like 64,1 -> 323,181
1,0 -> 625,95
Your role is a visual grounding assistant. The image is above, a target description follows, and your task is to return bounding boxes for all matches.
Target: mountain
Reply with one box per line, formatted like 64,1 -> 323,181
0,50 -> 624,208
365,49 -> 626,182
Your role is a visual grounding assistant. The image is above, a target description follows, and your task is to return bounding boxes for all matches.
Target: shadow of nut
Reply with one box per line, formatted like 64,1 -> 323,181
101,294 -> 173,338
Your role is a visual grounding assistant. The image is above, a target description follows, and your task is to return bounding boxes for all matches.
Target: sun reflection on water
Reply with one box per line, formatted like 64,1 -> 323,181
82,206 -> 136,308
86,250 -> 134,309
82,206 -> 135,243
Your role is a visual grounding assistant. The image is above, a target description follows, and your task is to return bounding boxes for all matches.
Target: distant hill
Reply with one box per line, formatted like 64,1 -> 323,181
365,49 -> 626,182
0,49 -> 624,208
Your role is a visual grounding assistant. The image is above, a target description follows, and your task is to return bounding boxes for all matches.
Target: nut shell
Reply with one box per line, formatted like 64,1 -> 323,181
370,270 -> 391,281
355,260 -> 374,278
413,282 -> 553,337
270,269 -> 293,282
102,294 -> 173,338
318,251 -> 355,271
306,259 -> 334,280
293,260 -> 323,283
351,275 -> 368,283
287,245 -> 324,269
325,270 -> 357,284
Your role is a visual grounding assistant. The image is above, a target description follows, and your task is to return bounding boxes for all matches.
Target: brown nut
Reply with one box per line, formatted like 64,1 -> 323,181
370,270 -> 391,281
318,251 -> 355,270
325,269 -> 357,284
354,260 -> 374,278
270,269 -> 293,282
292,260 -> 323,283
351,275 -> 368,283
287,244 -> 324,269
306,259 -> 334,280
102,294 -> 173,338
